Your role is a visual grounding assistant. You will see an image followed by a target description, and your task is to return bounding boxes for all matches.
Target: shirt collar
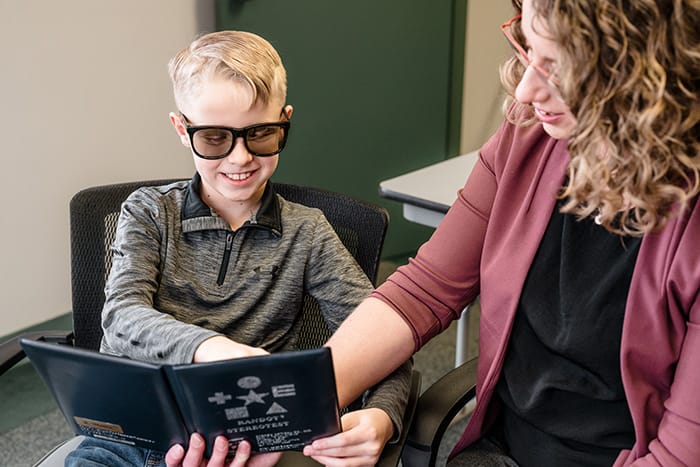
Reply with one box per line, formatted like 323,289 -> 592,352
181,173 -> 282,235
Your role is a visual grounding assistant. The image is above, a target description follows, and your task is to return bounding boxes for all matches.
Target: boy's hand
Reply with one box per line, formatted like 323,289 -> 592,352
193,336 -> 269,362
302,408 -> 394,467
165,434 -> 281,467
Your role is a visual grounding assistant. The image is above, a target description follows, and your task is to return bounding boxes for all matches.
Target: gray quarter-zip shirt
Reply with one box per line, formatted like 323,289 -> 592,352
100,174 -> 410,436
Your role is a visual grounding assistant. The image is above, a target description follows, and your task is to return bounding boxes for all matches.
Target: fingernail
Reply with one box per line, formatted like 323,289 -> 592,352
216,436 -> 228,451
191,434 -> 203,447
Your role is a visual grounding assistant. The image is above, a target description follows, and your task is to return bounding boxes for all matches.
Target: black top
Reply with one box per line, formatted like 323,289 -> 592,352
494,201 -> 640,466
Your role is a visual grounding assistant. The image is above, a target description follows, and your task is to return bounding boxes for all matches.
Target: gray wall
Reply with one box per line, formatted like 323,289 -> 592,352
0,0 -> 510,335
0,1 -> 206,334
461,2 -> 511,153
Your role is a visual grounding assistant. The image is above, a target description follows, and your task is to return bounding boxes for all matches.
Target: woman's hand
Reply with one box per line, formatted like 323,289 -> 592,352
302,408 -> 394,466
193,336 -> 268,362
165,434 -> 281,467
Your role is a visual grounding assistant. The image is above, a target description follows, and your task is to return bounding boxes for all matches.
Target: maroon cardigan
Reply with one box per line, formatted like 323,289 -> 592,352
372,120 -> 700,465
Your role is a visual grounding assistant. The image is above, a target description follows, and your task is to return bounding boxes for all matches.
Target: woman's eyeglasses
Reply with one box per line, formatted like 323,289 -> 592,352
181,109 -> 290,159
500,14 -> 561,91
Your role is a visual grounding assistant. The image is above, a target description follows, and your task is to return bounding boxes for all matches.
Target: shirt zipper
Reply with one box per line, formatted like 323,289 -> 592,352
217,233 -> 234,286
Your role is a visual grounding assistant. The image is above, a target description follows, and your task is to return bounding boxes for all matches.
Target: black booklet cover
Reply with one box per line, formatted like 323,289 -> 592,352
20,339 -> 341,456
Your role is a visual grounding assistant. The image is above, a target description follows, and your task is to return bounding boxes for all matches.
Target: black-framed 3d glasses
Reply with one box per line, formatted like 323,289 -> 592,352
181,110 -> 290,159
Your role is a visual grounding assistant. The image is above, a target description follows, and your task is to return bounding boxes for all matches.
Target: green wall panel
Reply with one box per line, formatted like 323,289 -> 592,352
216,0 -> 465,258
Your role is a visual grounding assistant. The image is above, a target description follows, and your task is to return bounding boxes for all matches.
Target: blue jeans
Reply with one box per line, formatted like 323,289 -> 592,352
65,437 -> 166,467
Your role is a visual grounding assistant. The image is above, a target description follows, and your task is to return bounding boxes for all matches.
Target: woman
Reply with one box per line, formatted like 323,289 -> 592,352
310,0 -> 700,465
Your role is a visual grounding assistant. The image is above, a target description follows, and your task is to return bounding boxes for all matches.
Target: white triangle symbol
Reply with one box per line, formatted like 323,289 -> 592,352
267,402 -> 288,414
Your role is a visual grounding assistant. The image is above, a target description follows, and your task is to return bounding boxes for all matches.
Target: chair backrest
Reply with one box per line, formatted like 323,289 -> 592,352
69,179 -> 389,351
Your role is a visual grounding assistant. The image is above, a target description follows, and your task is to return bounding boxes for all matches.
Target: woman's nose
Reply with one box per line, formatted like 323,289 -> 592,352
514,65 -> 552,104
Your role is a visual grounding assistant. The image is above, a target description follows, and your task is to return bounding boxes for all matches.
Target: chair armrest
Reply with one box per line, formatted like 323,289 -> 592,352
0,330 -> 74,376
401,356 -> 478,467
376,369 -> 422,467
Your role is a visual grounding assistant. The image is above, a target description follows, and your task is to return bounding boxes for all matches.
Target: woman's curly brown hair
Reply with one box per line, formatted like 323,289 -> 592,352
502,0 -> 700,235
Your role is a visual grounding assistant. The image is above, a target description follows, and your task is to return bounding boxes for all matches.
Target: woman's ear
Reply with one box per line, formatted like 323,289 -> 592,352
283,104 -> 294,120
169,112 -> 190,147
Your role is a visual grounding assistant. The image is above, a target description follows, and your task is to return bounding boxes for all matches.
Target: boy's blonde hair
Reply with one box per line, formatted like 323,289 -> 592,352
168,30 -> 287,111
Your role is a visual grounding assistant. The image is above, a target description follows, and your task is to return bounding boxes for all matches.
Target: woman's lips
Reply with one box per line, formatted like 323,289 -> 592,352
534,107 -> 563,124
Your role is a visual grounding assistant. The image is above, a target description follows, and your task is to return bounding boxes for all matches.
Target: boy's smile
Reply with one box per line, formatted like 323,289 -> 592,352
225,171 -> 254,181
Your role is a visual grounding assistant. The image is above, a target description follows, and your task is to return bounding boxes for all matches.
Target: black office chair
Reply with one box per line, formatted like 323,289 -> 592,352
400,306 -> 479,467
0,178 -> 420,466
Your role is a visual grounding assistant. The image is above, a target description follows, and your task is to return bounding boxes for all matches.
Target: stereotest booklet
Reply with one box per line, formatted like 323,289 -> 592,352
20,339 -> 341,456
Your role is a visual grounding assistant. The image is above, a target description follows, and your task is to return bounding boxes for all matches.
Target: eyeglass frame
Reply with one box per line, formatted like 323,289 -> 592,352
180,108 -> 291,159
500,14 -> 561,88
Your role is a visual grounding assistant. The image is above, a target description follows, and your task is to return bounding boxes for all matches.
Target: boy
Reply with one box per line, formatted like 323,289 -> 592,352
66,31 -> 411,466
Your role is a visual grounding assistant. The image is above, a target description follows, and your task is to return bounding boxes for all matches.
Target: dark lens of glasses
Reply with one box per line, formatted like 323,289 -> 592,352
244,124 -> 288,156
192,128 -> 234,159
191,122 -> 289,159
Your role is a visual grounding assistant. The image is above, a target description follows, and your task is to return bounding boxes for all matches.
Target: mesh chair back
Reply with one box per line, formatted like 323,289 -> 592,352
272,182 -> 388,349
69,179 -> 388,351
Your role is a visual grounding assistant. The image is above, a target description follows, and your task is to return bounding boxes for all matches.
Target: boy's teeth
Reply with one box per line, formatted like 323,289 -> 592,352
227,172 -> 251,181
